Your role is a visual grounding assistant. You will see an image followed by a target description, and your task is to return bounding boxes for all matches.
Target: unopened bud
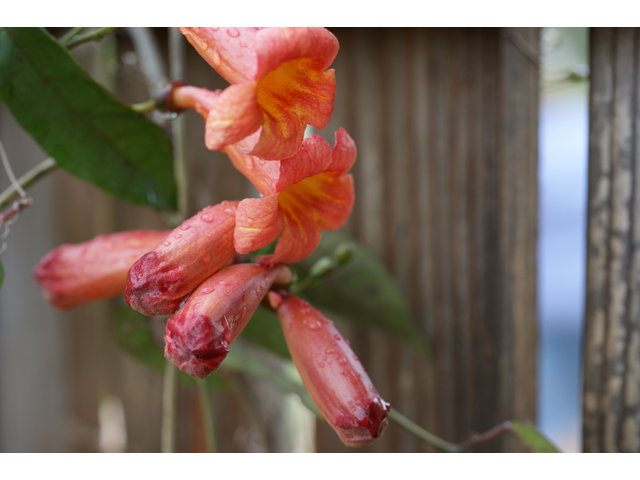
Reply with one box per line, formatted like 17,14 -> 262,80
34,230 -> 169,309
277,295 -> 390,447
126,201 -> 239,316
165,263 -> 292,379
332,241 -> 356,266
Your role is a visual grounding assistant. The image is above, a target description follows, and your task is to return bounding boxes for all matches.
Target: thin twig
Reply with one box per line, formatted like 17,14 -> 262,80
196,381 -> 217,453
131,99 -> 157,113
161,361 -> 178,453
65,27 -> 117,49
456,421 -> 513,452
0,158 -> 57,211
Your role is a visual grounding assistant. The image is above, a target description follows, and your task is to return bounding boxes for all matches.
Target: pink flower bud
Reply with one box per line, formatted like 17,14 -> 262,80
126,201 -> 239,316
165,263 -> 292,379
33,230 -> 169,310
275,293 -> 390,447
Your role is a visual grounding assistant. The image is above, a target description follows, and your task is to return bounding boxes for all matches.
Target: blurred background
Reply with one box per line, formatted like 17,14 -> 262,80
0,27 -> 585,452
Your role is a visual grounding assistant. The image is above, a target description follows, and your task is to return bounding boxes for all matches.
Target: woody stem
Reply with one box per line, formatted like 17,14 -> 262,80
0,158 -> 58,211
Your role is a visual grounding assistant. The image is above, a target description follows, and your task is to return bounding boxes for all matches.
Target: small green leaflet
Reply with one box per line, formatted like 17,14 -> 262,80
510,421 -> 560,453
0,28 -> 177,210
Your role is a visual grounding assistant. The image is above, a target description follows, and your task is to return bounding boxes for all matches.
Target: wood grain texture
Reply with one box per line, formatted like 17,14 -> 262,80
584,27 -> 640,453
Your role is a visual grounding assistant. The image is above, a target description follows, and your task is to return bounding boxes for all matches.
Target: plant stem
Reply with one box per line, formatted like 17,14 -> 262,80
456,421 -> 513,452
59,27 -> 86,45
65,27 -> 118,49
196,381 -> 217,453
161,361 -> 178,453
0,158 -> 57,211
388,408 -> 457,453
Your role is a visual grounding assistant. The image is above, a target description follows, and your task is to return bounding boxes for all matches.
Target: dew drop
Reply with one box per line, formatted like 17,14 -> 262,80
201,252 -> 211,265
325,348 -> 336,355
201,215 -> 214,223
254,27 -> 263,31
219,281 -> 230,286
174,234 -> 182,239
334,334 -> 341,341
180,224 -> 191,231
318,362 -> 325,368
345,339 -> 351,346
353,355 -> 359,362
162,241 -> 171,246
211,49 -> 221,66
338,357 -> 348,365
236,53 -> 243,59
223,208 -> 234,214
322,356 -> 327,361
258,159 -> 266,166
305,320 -> 322,331
194,303 -> 202,309
199,39 -> 209,51
330,341 -> 337,346
211,27 -> 219,31
245,156 -> 255,170
221,200 -> 228,206
227,28 -> 240,37
239,41 -> 247,48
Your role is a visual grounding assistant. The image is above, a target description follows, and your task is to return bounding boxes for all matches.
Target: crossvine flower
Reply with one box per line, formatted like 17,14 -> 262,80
271,292 -> 390,447
177,27 -> 339,160
228,128 -> 356,264
126,201 -> 239,316
165,263 -> 291,379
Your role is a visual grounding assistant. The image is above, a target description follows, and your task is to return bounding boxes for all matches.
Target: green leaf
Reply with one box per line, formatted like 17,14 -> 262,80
0,28 -> 176,210
240,306 -> 291,359
510,421 -> 560,453
295,231 -> 429,355
111,304 -> 228,391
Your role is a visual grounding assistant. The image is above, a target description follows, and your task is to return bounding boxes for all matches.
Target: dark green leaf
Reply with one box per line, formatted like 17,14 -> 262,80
295,231 -> 429,355
510,421 -> 560,453
241,306 -> 291,359
111,304 -> 228,391
0,28 -> 176,210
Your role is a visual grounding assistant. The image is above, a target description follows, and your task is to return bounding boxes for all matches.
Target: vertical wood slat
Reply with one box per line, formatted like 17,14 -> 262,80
584,27 -> 640,452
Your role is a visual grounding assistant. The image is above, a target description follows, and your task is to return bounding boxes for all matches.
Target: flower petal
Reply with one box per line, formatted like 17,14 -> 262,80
276,294 -> 389,447
126,201 -> 238,316
205,83 -> 263,151
234,195 -> 284,254
33,230 -> 168,310
165,263 -> 292,379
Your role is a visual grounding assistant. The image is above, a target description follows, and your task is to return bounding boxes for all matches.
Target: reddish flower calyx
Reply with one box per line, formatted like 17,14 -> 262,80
165,263 -> 292,379
277,295 -> 389,447
126,201 -> 239,316
33,230 -> 169,310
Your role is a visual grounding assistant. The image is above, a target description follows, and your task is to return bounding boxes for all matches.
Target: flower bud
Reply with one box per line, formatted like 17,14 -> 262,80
165,263 -> 292,379
126,201 -> 239,316
33,230 -> 169,310
275,294 -> 390,447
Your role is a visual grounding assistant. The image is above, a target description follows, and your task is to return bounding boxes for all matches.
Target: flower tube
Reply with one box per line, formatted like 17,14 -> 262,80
165,263 -> 292,379
34,230 -> 169,310
176,27 -> 338,160
126,201 -> 239,316
273,293 -> 389,447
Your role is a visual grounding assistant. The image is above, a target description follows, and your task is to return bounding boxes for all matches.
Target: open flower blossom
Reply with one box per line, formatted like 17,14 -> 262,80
34,230 -> 169,310
226,128 -> 356,265
165,263 -> 292,379
271,292 -> 389,447
126,201 -> 239,316
177,27 -> 338,160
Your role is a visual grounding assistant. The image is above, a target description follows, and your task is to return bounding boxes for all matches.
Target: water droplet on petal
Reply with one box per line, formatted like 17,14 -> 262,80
162,241 -> 171,246
345,339 -> 351,346
223,208 -> 234,214
338,357 -> 348,365
353,355 -> 359,362
194,303 -> 202,309
180,224 -> 191,231
227,28 -> 239,37
330,341 -> 337,346
211,49 -> 221,66
318,362 -> 325,368
239,41 -> 247,48
245,156 -> 255,170
212,27 -> 220,31
258,159 -> 266,166
174,234 -> 182,239
201,215 -> 214,223
322,356 -> 327,361
325,348 -> 336,355
219,281 -> 230,286
334,334 -> 341,341
201,252 -> 211,265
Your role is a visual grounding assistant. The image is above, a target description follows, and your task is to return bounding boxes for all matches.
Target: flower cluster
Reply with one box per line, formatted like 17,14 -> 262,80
33,27 -> 388,447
